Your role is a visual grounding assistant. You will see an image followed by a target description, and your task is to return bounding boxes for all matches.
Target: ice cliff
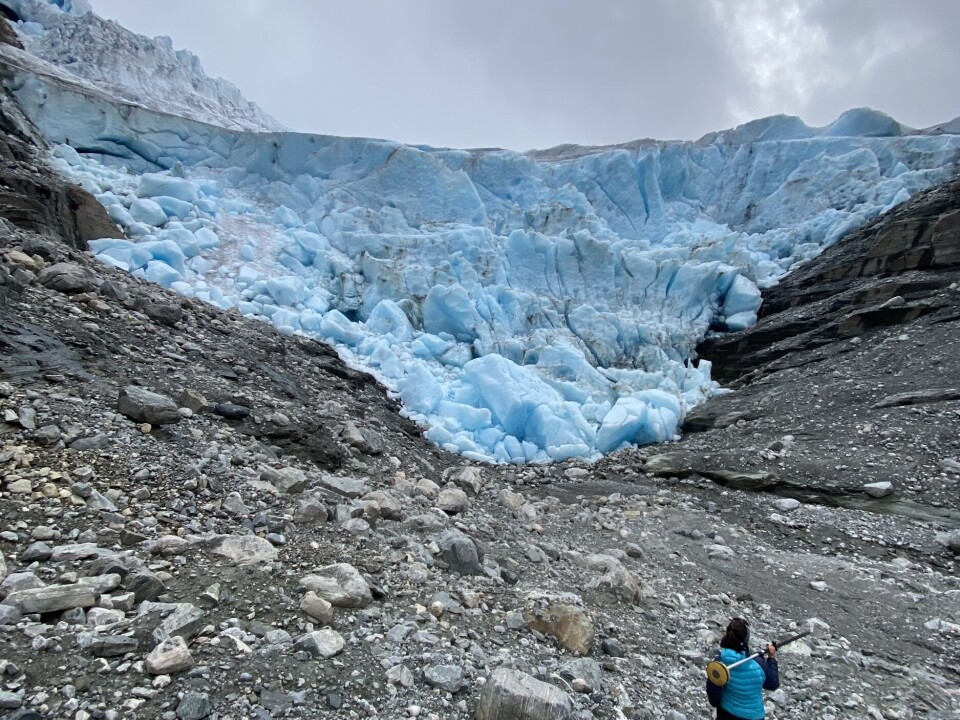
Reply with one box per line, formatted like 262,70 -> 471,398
3,0 -> 959,463
1,0 -> 284,132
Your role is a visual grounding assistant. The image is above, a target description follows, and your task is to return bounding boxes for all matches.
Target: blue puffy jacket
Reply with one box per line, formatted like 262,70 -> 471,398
706,648 -> 779,720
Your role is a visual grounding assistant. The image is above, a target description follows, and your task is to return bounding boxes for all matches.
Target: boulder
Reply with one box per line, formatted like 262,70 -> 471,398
37,262 -> 96,294
437,486 -> 469,515
145,636 -> 194,675
261,466 -> 308,494
2,584 -> 96,614
117,386 -> 181,425
436,529 -> 484,576
294,628 -> 345,658
299,591 -> 334,624
424,664 -> 465,693
209,535 -> 278,565
476,668 -> 573,720
301,563 -> 372,608
524,603 -> 594,655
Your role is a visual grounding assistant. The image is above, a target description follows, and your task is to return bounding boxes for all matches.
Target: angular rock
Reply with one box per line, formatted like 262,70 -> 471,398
317,473 -> 368,499
91,634 -> 138,657
31,425 -> 61,447
301,563 -> 372,608
124,571 -> 166,603
524,603 -> 594,655
294,628 -> 345,658
294,497 -> 328,524
118,386 -> 182,425
143,302 -> 183,327
559,657 -> 602,691
20,542 -> 52,562
436,529 -> 484,576
141,602 -> 205,642
0,572 -> 47,598
0,604 -> 22,625
445,466 -> 484,495
340,421 -> 383,455
863,481 -> 894,498
424,664 -> 465,693
37,262 -> 96,294
299,591 -> 334,624
476,668 -> 573,720
585,554 -> 643,603
437,486 -> 469,515
2,584 -> 96,614
176,691 -> 211,720
178,389 -> 207,412
209,535 -> 278,565
261,466 -> 308,494
146,636 -> 194,675
49,543 -> 114,562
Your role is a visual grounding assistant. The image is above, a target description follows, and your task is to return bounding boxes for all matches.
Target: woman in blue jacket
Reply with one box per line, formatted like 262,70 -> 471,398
706,618 -> 779,720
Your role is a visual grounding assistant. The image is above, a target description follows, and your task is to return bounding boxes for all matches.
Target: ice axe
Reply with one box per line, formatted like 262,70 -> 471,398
706,630 -> 810,687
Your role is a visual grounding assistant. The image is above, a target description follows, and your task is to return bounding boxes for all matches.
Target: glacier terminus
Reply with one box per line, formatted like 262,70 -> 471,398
4,0 -> 960,463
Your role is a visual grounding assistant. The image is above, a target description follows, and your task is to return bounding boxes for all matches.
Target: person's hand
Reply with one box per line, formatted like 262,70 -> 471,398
766,643 -> 777,659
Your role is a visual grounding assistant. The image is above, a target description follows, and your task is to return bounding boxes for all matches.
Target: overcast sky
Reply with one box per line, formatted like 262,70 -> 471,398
92,0 -> 960,151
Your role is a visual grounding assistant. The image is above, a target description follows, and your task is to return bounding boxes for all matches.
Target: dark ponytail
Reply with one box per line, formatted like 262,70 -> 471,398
720,617 -> 750,653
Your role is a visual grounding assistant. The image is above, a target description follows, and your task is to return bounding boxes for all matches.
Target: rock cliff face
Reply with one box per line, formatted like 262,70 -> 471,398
698,175 -> 960,383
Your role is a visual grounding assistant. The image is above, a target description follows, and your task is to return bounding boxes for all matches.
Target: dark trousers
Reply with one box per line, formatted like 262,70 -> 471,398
717,708 -> 750,720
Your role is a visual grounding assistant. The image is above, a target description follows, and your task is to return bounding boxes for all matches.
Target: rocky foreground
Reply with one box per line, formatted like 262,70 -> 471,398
0,115 -> 958,720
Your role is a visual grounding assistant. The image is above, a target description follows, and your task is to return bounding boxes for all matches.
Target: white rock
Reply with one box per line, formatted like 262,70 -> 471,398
863,481 -> 894,498
145,636 -> 194,675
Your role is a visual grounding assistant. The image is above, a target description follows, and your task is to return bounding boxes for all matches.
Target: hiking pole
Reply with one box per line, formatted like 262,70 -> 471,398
706,630 -> 810,686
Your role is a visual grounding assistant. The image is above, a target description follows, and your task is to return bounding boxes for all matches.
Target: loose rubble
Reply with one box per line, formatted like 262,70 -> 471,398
0,109 -> 957,720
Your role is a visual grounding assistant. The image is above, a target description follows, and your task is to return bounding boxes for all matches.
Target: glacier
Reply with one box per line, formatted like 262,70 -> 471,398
3,0 -> 960,463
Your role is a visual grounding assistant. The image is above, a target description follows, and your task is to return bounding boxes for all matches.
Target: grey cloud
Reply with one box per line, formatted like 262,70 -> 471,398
92,0 -> 958,149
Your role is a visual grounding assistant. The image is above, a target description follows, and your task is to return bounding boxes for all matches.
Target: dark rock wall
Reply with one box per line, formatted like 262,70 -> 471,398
699,175 -> 960,382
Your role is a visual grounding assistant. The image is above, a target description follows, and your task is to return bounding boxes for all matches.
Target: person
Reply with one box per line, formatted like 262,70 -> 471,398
706,618 -> 779,720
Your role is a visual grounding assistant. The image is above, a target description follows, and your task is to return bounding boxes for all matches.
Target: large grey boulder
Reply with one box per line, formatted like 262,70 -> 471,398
2,584 -> 96,614
301,563 -> 371,608
261,466 -> 308,495
117,386 -> 181,425
38,262 -> 96,294
436,529 -> 484,576
476,668 -> 573,720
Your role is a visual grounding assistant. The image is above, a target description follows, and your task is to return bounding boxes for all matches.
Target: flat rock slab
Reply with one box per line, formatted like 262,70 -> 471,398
873,387 -> 960,408
317,474 -> 368,498
2,584 -> 96,614
476,668 -> 573,720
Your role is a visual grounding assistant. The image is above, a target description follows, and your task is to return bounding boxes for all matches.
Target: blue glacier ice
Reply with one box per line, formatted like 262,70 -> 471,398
4,0 -> 960,463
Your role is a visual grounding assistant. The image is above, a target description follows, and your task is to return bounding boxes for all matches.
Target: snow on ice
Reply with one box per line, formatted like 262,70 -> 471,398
5,0 -> 960,463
